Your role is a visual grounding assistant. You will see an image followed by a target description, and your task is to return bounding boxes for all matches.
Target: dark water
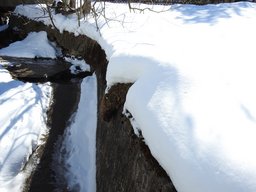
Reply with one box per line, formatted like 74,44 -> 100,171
27,81 -> 81,192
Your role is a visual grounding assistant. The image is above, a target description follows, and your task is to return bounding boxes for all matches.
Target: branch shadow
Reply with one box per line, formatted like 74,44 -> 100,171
0,80 -> 24,95
0,66 -> 23,96
173,2 -> 252,25
0,102 -> 35,141
0,77 -> 46,179
0,132 -> 37,178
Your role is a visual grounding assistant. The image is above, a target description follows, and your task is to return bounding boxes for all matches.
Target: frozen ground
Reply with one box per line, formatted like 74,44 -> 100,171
12,1 -> 256,192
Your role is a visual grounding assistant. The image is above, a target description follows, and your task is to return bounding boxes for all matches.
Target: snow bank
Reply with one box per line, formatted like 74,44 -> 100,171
15,2 -> 256,192
0,31 -> 56,58
0,65 -> 52,191
122,3 -> 256,192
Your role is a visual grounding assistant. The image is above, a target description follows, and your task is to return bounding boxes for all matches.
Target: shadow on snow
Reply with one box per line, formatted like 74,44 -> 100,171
173,2 -> 253,25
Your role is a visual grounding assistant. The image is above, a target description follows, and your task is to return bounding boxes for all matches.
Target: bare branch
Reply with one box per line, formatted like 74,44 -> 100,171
44,0 -> 58,29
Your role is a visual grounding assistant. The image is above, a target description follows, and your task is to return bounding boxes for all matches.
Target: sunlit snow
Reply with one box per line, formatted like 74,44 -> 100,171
0,65 -> 52,191
0,30 -> 53,191
0,31 -> 56,58
13,1 -> 256,192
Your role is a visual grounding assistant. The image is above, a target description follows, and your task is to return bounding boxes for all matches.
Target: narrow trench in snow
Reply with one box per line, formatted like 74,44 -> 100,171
0,57 -> 91,192
27,81 -> 82,192
0,25 -> 94,192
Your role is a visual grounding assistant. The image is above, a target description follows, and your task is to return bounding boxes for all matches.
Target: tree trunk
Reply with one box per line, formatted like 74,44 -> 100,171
70,0 -> 75,8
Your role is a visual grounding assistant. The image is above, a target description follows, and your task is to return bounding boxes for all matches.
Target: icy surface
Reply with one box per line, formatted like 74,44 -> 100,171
15,2 -> 256,192
0,31 -> 56,58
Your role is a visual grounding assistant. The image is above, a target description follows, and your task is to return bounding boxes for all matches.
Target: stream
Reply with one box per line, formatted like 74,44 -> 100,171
28,81 -> 81,192
1,12 -> 177,191
0,27 -> 92,191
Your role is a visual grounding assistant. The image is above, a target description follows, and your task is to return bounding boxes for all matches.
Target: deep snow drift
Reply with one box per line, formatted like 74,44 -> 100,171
14,2 -> 256,192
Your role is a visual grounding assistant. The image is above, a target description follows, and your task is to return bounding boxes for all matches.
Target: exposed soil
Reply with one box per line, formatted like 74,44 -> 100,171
97,84 -> 177,192
100,83 -> 132,122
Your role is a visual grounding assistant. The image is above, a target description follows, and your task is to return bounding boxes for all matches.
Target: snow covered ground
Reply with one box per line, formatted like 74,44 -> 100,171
0,31 -> 54,191
0,64 -> 52,191
0,31 -> 56,58
12,1 -> 256,192
0,29 -> 96,192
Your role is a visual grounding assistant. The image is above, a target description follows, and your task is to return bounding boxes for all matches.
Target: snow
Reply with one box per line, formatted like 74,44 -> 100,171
65,56 -> 90,74
0,65 -> 52,192
14,1 -> 256,192
0,31 -> 56,59
0,30 -> 53,191
0,25 -> 8,32
58,75 -> 97,192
